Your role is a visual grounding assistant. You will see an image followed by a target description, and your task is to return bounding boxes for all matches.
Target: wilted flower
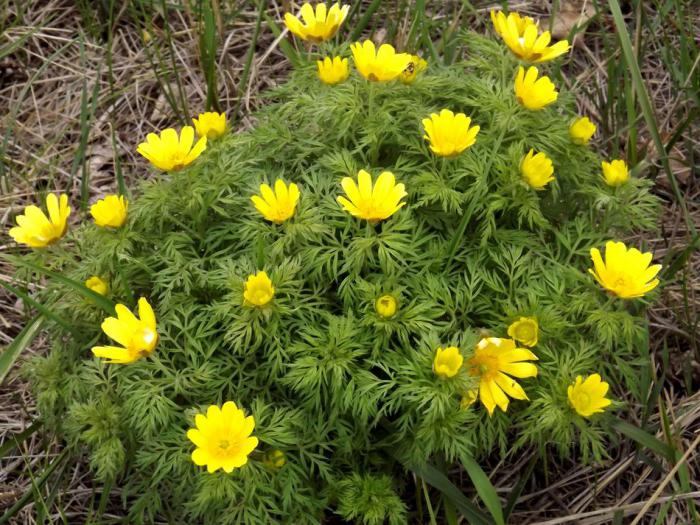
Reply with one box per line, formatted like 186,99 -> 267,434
90,194 -> 128,228
589,241 -> 661,299
244,271 -> 275,307
460,389 -> 478,409
9,193 -> 71,248
337,170 -> 407,222
601,159 -> 629,187
284,2 -> 349,43
85,276 -> 108,296
467,337 -> 538,416
422,109 -> 480,157
317,56 -> 350,85
569,116 -> 596,145
400,55 -> 427,84
91,298 -> 158,364
136,126 -> 206,172
568,374 -> 612,417
251,180 -> 300,224
187,402 -> 259,473
192,112 -> 227,139
375,294 -> 397,318
350,40 -> 412,82
514,66 -> 558,110
520,149 -> 554,189
433,346 -> 463,379
491,10 -> 569,62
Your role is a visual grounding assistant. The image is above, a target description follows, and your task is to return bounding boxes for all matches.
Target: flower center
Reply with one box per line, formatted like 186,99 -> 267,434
574,392 -> 590,409
515,325 -> 534,341
469,355 -> 499,381
218,439 -> 230,450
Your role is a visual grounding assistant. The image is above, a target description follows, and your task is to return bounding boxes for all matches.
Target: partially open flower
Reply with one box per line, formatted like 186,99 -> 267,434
350,40 -> 412,82
514,66 -> 558,110
569,116 -> 596,145
136,127 -> 206,172
284,2 -> 349,43
568,374 -> 612,417
507,317 -> 538,347
317,56 -> 350,85
9,193 -> 71,248
251,180 -> 300,224
244,271 -> 275,307
601,159 -> 629,187
422,109 -> 480,157
91,298 -> 158,364
375,294 -> 397,318
433,346 -> 463,379
400,55 -> 427,84
90,194 -> 128,228
589,241 -> 661,299
192,112 -> 227,139
85,276 -> 109,296
520,149 -> 554,189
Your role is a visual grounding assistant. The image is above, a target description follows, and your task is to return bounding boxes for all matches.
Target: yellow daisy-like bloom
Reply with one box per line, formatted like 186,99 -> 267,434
243,271 -> 275,307
85,276 -> 108,296
136,126 -> 207,172
187,401 -> 259,474
251,180 -> 300,224
589,241 -> 661,299
601,159 -> 630,187
520,149 -> 554,189
9,193 -> 71,248
262,449 -> 287,470
400,55 -> 427,84
192,112 -> 227,140
514,66 -> 558,110
422,109 -> 480,158
284,2 -> 349,43
350,40 -> 412,82
467,337 -> 538,416
569,116 -> 596,145
375,294 -> 397,318
568,374 -> 612,417
491,10 -> 569,63
317,56 -> 350,85
433,346 -> 463,379
507,317 -> 538,347
460,389 -> 478,410
91,298 -> 158,364
337,170 -> 407,223
90,194 -> 128,228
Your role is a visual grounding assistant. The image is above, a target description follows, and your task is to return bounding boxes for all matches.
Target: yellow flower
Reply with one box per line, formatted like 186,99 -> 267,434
433,346 -> 463,379
460,389 -> 478,410
262,449 -> 286,469
91,298 -> 158,364
400,55 -> 427,84
90,194 -> 128,228
568,374 -> 612,417
422,109 -> 480,158
85,276 -> 108,296
375,294 -> 397,318
601,159 -> 629,187
507,317 -> 538,347
192,112 -> 227,139
569,116 -> 596,145
317,56 -> 350,85
467,337 -> 538,416
589,241 -> 661,299
350,40 -> 412,82
244,271 -> 275,307
514,66 -> 558,110
284,2 -> 349,43
251,180 -> 300,224
187,401 -> 259,473
9,193 -> 71,248
520,149 -> 554,189
337,170 -> 407,223
136,126 -> 207,172
491,10 -> 569,63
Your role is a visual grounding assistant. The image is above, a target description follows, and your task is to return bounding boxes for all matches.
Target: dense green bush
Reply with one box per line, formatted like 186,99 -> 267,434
22,30 -> 660,524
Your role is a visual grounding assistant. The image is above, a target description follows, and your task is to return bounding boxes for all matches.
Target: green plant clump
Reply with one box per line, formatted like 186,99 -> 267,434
24,32 -> 660,524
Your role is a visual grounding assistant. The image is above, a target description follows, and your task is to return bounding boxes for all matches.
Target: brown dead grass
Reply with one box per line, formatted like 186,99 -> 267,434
0,0 -> 698,523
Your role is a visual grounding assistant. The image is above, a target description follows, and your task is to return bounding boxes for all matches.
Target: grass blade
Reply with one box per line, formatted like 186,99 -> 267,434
612,419 -> 674,459
0,317 -> 43,384
0,281 -> 75,335
0,421 -> 42,458
461,453 -> 505,525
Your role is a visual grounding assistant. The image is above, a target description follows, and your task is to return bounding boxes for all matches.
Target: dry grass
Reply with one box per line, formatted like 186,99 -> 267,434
1,0 -> 698,523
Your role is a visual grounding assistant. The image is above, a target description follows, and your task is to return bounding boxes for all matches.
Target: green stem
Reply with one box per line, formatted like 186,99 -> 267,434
443,114 -> 512,272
